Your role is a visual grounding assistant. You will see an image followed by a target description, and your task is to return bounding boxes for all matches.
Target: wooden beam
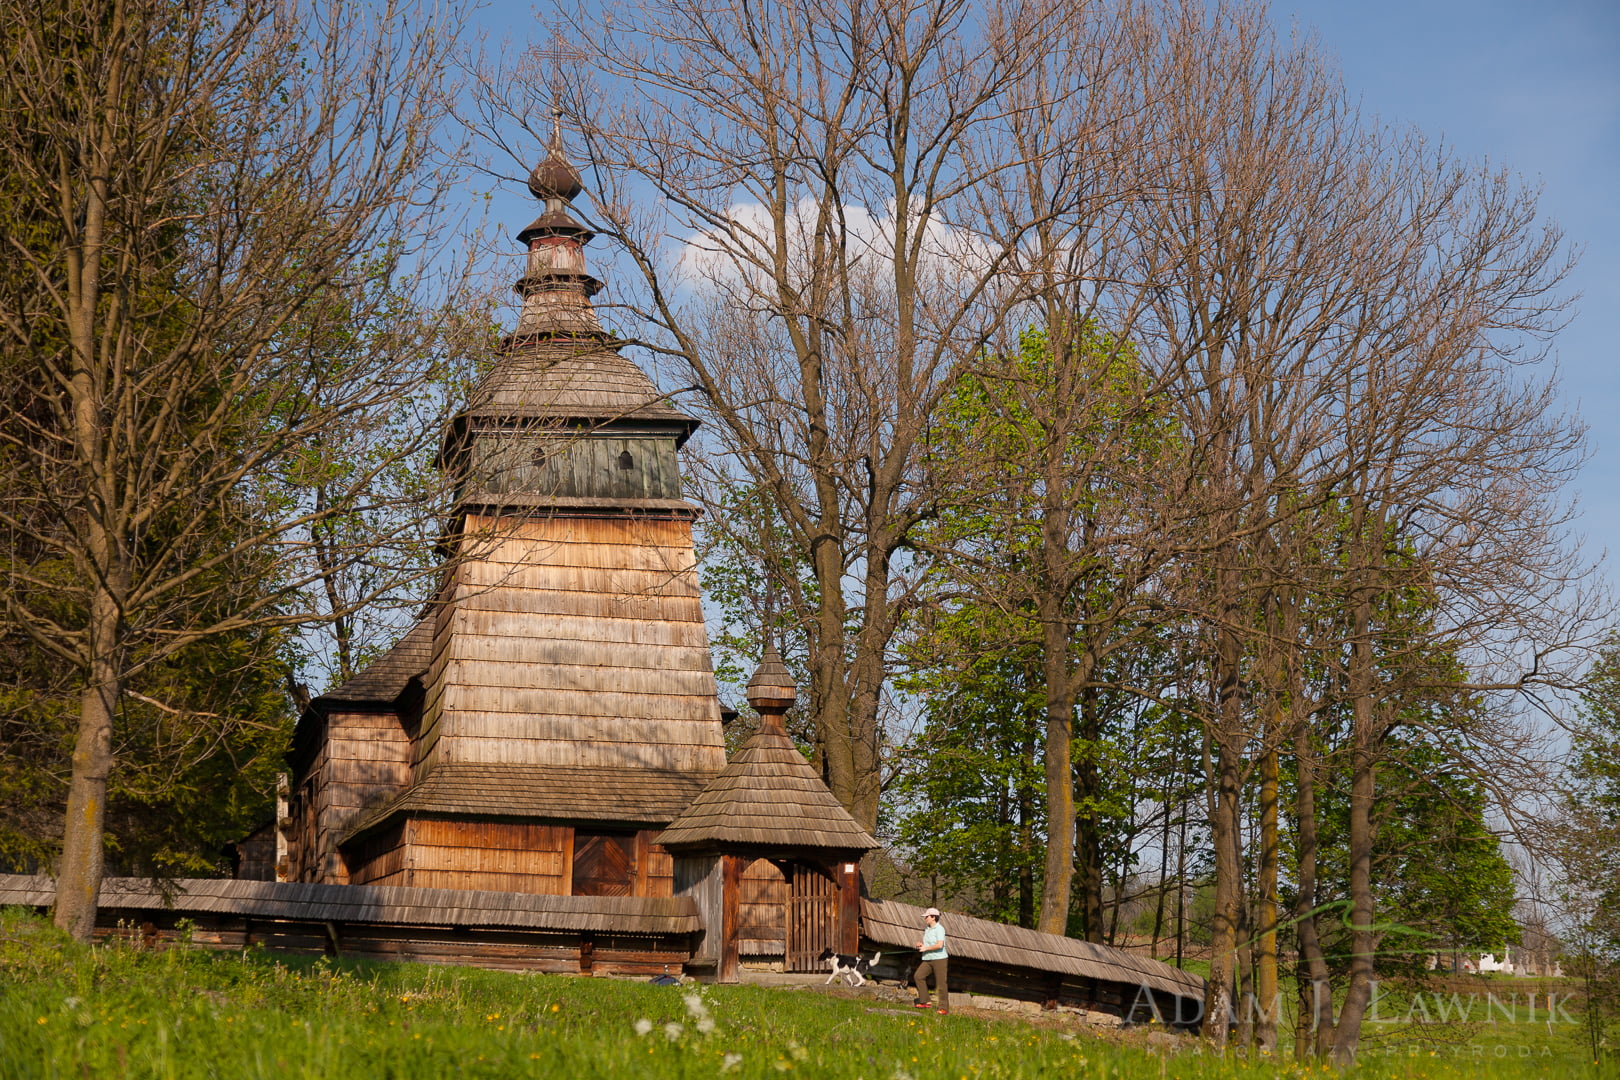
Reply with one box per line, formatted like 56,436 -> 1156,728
720,854 -> 741,984
579,931 -> 595,975
634,830 -> 651,896
838,860 -> 860,955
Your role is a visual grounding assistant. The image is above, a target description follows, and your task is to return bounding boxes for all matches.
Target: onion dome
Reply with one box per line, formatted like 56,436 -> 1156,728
527,128 -> 584,201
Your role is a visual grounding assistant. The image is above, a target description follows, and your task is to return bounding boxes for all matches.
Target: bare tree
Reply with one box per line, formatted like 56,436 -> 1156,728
0,0 -> 474,939
475,0 -> 1086,831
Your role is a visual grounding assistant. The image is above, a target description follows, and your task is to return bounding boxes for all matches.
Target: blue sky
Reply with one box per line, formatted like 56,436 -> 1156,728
1278,0 -> 1620,567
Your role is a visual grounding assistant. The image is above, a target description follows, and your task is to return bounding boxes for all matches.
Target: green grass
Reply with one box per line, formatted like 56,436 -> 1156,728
0,910 -> 1613,1079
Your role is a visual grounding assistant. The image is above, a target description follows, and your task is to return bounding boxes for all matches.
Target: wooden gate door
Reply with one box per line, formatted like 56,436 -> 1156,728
785,863 -> 839,972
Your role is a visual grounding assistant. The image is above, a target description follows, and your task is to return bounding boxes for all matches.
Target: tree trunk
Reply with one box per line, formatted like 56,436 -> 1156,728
1331,587 -> 1380,1065
1038,627 -> 1076,936
1075,682 -> 1105,943
1019,732 -> 1037,929
810,531 -> 860,818
55,596 -> 120,941
1253,587 -> 1285,1052
1293,711 -> 1336,1055
1254,744 -> 1279,1051
1204,603 -> 1244,1043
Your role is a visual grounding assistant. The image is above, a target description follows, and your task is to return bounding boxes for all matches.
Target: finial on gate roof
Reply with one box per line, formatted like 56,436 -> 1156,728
746,647 -> 797,734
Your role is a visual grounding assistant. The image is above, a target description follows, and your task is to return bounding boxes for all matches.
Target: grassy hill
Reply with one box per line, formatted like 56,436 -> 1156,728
0,909 -> 1610,1079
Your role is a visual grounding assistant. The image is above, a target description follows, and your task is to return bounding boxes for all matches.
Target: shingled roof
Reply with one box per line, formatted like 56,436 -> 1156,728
342,762 -> 720,844
655,728 -> 879,854
315,620 -> 434,707
458,342 -> 697,437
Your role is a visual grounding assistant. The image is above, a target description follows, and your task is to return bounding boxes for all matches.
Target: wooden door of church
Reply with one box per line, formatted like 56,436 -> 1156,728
573,831 -> 635,896
785,864 -> 838,972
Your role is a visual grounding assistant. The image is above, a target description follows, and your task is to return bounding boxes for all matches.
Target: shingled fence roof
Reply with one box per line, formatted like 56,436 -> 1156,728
655,727 -> 879,853
0,875 -> 700,937
861,898 -> 1204,1005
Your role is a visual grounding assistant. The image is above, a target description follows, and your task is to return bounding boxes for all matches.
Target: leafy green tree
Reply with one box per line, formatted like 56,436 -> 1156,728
0,0 -> 469,939
904,322 -> 1180,938
1552,640 -> 1620,1061
894,604 -> 1047,927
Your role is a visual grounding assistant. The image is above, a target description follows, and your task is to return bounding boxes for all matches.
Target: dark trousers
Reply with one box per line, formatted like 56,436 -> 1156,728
913,957 -> 949,1009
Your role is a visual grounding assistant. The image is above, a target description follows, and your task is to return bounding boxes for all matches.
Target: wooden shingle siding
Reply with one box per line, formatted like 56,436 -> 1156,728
441,736 -> 722,773
458,346 -> 696,433
460,561 -> 701,600
290,708 -> 412,884
432,582 -> 703,624
412,513 -> 725,780
338,764 -> 713,842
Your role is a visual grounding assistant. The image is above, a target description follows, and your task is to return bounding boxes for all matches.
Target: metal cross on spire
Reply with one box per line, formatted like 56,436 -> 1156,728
534,31 -> 583,142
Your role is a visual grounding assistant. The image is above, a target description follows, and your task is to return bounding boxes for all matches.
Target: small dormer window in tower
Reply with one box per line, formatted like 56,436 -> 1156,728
618,450 -> 634,470
530,446 -> 548,467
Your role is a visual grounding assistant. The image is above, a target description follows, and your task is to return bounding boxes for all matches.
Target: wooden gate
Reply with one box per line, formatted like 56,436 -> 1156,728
785,863 -> 838,972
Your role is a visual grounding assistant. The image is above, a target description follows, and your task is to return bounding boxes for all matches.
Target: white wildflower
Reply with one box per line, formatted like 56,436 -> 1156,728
721,1053 -> 743,1072
633,1018 -> 654,1036
664,1021 -> 685,1041
696,1015 -> 716,1034
786,1041 -> 809,1062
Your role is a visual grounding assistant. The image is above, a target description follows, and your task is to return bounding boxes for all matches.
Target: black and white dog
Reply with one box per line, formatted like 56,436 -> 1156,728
818,947 -> 883,987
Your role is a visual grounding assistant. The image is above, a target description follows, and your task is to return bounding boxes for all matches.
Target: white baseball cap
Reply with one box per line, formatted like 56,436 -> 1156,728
924,907 -> 941,918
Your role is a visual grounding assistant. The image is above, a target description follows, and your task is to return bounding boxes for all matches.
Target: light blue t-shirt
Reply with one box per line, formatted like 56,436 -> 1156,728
921,922 -> 947,960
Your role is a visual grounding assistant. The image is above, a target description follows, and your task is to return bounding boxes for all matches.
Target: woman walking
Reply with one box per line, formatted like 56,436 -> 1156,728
912,908 -> 949,1014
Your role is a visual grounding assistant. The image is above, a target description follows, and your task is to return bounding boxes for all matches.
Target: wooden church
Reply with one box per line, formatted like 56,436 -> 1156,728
1,122 -> 1204,1019
281,120 -> 877,977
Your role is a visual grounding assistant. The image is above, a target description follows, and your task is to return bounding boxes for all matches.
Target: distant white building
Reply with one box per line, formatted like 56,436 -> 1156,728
1477,945 -> 1562,978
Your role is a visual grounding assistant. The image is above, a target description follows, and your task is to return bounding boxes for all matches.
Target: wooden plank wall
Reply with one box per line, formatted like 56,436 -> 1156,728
288,709 -> 413,885
471,433 -> 683,502
405,820 -> 569,893
346,821 -> 675,898
672,854 -> 722,969
415,516 -> 727,777
737,858 -> 787,957
344,821 -> 409,886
